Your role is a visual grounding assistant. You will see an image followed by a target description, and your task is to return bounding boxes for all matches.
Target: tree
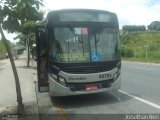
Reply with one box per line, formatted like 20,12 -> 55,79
15,21 -> 45,66
0,26 -> 24,114
122,25 -> 146,32
0,0 -> 44,114
21,21 -> 44,67
147,21 -> 160,31
1,0 -> 44,67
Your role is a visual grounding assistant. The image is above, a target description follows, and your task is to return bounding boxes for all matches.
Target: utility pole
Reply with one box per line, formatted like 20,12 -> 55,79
144,45 -> 148,61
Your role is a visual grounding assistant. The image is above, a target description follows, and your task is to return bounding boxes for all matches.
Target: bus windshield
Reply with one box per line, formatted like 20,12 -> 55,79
49,27 -> 120,63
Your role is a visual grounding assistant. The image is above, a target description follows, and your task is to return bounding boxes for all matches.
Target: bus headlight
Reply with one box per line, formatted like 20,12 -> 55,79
51,73 -> 57,79
58,76 -> 67,86
113,70 -> 121,81
50,74 -> 67,86
113,72 -> 118,80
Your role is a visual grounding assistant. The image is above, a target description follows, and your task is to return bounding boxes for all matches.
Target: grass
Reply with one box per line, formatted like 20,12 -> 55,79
121,31 -> 160,63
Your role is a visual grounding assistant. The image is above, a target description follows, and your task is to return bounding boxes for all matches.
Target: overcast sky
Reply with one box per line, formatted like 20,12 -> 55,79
43,0 -> 160,27
2,0 -> 160,42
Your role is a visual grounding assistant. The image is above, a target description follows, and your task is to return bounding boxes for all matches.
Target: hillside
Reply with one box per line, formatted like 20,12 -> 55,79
120,31 -> 160,62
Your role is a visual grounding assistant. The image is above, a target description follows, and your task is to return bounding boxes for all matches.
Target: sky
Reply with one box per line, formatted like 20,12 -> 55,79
1,0 -> 160,42
43,0 -> 160,27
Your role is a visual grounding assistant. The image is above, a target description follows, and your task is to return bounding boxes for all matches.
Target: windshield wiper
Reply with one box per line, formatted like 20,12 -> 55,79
94,33 -> 100,52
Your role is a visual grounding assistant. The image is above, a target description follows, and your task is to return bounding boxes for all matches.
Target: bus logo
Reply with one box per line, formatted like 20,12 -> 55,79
68,76 -> 86,81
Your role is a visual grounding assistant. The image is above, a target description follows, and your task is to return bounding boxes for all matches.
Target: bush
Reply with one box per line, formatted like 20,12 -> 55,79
121,48 -> 125,57
149,44 -> 159,51
121,47 -> 134,57
126,48 -> 134,57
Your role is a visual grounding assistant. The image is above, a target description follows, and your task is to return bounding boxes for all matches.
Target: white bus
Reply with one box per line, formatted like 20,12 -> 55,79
35,9 -> 121,96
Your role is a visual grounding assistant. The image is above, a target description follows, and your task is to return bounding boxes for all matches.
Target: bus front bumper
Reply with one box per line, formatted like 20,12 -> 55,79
49,76 -> 121,97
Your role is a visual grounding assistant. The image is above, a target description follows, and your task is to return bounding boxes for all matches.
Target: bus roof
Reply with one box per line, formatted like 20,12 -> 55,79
46,9 -> 118,27
48,9 -> 116,15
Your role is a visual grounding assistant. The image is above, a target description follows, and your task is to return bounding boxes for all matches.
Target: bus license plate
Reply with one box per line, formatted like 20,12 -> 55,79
85,85 -> 98,91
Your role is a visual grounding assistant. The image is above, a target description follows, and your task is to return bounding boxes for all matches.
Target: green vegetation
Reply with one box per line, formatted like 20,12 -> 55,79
0,0 -> 44,66
0,39 -> 12,53
148,21 -> 160,31
0,40 -> 6,52
121,31 -> 160,63
122,25 -> 146,32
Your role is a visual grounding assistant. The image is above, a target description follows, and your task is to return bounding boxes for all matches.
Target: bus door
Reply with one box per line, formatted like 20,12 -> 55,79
35,26 -> 49,92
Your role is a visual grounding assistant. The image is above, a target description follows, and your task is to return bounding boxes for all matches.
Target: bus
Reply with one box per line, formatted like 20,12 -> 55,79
35,9 -> 121,96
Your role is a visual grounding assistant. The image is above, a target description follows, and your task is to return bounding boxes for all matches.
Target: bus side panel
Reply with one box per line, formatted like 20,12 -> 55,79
35,26 -> 49,92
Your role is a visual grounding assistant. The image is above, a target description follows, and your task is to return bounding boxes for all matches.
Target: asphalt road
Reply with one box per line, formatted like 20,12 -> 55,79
121,62 -> 160,106
39,61 -> 160,120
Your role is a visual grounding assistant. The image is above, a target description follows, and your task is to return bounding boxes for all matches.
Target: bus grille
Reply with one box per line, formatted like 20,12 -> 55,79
50,60 -> 119,74
62,64 -> 115,74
